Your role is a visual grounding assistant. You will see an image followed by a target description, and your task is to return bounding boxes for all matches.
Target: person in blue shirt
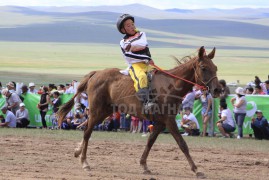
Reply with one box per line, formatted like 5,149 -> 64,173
0,106 -> 16,128
251,110 -> 269,140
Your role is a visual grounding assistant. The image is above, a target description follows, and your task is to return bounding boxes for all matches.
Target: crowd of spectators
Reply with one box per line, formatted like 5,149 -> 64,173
179,77 -> 269,140
0,77 -> 269,140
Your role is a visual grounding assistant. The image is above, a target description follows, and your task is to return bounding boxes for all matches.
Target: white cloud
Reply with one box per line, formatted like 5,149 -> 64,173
0,0 -> 268,9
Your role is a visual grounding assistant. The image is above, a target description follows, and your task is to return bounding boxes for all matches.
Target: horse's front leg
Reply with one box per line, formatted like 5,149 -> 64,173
140,122 -> 165,174
165,119 -> 205,178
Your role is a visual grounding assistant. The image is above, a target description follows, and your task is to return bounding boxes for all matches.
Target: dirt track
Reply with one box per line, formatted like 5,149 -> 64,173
1,135 -> 269,180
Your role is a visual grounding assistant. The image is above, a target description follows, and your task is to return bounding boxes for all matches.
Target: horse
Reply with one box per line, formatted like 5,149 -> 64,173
57,46 -> 221,177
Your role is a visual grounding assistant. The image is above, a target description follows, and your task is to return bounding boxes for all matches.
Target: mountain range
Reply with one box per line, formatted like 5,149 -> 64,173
0,4 -> 268,49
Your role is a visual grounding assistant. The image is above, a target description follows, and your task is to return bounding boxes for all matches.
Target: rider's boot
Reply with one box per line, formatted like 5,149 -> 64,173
136,88 -> 156,112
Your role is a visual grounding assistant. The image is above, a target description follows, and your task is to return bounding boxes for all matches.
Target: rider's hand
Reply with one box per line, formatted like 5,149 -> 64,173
125,43 -> 131,52
148,59 -> 155,65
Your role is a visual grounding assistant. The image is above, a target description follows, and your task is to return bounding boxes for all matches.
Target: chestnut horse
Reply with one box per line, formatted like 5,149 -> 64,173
58,46 -> 220,177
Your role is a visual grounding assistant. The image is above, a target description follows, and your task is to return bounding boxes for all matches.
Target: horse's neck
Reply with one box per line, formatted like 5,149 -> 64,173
170,62 -> 195,82
166,62 -> 195,96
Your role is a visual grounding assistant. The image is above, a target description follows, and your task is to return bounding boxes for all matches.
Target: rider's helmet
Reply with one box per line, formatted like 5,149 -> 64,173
116,14 -> 135,34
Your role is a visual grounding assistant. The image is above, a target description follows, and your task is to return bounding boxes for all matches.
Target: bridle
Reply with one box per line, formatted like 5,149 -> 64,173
192,59 -> 217,88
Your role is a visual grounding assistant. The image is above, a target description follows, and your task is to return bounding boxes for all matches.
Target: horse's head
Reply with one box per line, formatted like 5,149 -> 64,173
194,46 -> 221,97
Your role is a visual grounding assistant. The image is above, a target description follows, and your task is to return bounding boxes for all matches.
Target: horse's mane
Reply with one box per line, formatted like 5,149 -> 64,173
170,50 -> 197,67
171,55 -> 192,66
167,51 -> 197,73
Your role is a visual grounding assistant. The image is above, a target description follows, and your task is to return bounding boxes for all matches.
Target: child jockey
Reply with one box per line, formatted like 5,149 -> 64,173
117,14 -> 156,111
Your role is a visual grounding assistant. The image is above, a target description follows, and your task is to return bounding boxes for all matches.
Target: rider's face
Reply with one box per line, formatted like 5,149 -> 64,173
122,19 -> 136,35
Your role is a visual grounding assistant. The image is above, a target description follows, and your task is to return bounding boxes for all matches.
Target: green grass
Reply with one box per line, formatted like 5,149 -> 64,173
0,41 -> 269,87
1,128 -> 268,153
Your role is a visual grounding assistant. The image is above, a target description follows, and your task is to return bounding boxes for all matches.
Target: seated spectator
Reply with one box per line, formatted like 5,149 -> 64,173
253,85 -> 266,95
245,86 -> 254,95
77,119 -> 88,130
216,103 -> 236,138
0,106 -> 16,128
98,116 -> 113,131
62,110 -> 74,129
180,107 -> 200,136
71,113 -> 85,130
251,110 -> 269,140
15,103 -> 30,128
74,103 -> 84,114
2,88 -> 22,115
28,82 -> 38,94
78,92 -> 88,110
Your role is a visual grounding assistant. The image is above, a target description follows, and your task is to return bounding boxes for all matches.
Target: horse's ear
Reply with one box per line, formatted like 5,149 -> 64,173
208,47 -> 216,60
198,46 -> 205,59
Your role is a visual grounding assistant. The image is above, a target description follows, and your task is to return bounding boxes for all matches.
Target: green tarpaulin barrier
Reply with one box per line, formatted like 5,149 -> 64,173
1,94 -> 268,135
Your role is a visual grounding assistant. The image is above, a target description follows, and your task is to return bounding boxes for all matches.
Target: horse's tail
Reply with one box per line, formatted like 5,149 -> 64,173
57,71 -> 96,127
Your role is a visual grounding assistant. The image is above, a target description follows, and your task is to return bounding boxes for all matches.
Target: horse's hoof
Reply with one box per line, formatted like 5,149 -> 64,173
83,165 -> 91,172
143,170 -> 151,174
74,152 -> 80,158
196,172 -> 206,179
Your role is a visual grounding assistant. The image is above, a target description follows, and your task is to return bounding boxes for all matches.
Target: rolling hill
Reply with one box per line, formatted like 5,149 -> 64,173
0,4 -> 268,49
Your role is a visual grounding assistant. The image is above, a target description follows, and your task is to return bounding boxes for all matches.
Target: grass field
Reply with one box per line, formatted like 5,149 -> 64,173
0,41 -> 269,87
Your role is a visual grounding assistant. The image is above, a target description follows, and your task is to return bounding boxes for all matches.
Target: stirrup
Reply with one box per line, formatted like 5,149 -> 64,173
144,101 -> 156,112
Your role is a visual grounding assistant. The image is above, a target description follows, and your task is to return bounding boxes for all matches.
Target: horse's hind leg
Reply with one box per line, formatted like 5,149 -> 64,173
140,122 -> 165,173
165,119 -> 202,177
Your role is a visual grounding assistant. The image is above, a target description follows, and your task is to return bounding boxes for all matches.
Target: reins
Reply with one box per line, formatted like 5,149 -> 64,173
149,63 -> 205,89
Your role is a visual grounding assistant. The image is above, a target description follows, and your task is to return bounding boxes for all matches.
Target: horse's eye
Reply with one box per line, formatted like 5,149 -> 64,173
200,65 -> 206,71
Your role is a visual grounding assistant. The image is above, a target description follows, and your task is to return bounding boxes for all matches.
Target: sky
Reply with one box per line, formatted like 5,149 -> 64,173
0,0 -> 268,9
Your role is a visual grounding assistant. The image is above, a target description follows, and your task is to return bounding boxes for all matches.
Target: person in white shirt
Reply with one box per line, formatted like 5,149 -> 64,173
231,87 -> 247,139
2,88 -> 22,115
65,80 -> 77,94
180,107 -> 200,136
117,14 -> 155,111
15,103 -> 30,128
28,82 -> 38,94
0,106 -> 16,128
216,103 -> 236,138
6,82 -> 16,94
